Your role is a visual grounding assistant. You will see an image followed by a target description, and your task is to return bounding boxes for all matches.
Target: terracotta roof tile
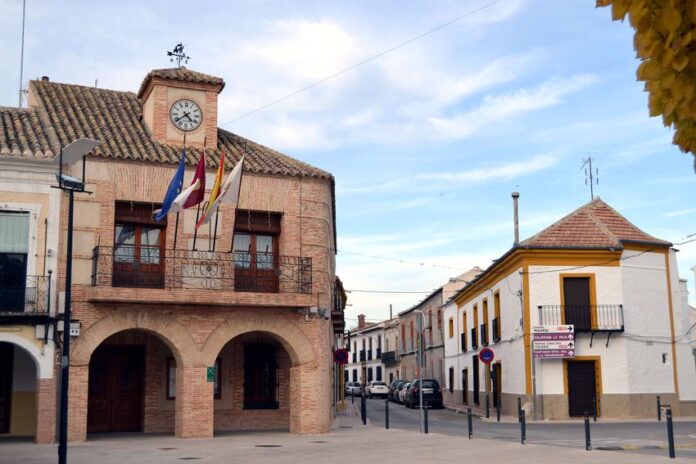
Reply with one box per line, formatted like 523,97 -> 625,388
138,67 -> 225,98
520,197 -> 670,248
0,106 -> 56,159
26,79 -> 331,178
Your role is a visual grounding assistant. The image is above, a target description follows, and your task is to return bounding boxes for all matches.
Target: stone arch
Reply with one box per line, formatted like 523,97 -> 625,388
201,315 -> 316,367
71,309 -> 199,367
0,333 -> 52,379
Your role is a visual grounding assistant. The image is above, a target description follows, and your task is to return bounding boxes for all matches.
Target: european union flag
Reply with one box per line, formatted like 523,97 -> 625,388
154,147 -> 186,222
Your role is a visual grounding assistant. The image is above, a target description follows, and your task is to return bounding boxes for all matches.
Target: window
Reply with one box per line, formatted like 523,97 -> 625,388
352,369 -> 357,382
409,321 -> 414,351
233,210 -> 281,293
561,274 -> 596,331
401,325 -> 406,352
428,310 -> 433,345
437,310 -> 442,329
493,291 -> 501,342
113,202 -> 165,288
376,366 -> 382,381
462,369 -> 468,404
449,367 -> 454,393
0,211 -> 29,312
377,335 -> 382,358
344,370 -> 349,383
367,367 -> 373,382
482,299 -> 489,345
448,317 -> 454,338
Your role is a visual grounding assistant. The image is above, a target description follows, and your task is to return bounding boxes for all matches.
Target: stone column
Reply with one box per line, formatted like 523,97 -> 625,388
175,366 -> 213,438
67,365 -> 89,442
35,377 -> 57,443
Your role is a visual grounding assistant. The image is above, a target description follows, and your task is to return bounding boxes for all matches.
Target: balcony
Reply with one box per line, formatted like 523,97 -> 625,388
0,275 -> 51,324
537,305 -> 624,333
367,350 -> 373,361
352,352 -> 357,363
460,332 -> 467,352
376,348 -> 382,359
470,327 -> 478,349
480,323 -> 489,346
88,246 -> 314,308
381,350 -> 397,366
359,350 -> 366,362
492,317 -> 501,342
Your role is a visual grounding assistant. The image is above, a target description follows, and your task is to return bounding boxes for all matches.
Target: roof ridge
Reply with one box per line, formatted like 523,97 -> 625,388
585,204 -> 620,246
32,79 -> 137,96
519,198 -> 596,245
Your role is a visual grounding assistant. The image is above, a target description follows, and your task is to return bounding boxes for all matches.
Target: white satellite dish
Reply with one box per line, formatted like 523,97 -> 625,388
53,138 -> 100,165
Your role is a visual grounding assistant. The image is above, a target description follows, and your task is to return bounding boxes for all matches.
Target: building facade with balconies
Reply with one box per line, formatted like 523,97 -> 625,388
344,315 -> 385,387
444,197 -> 696,419
13,67 -> 338,441
0,116 -> 62,443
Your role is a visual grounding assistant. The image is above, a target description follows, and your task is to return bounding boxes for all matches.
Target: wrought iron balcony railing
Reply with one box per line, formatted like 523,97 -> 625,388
359,350 -> 366,362
381,350 -> 398,366
470,327 -> 478,349
492,317 -> 501,342
0,275 -> 51,315
91,246 -> 312,294
537,305 -> 624,332
480,323 -> 489,346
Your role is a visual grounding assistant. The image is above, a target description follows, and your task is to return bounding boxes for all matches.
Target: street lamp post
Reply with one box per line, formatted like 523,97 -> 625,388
53,139 -> 99,464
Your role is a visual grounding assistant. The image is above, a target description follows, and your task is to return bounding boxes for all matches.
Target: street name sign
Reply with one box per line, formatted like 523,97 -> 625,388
533,324 -> 575,359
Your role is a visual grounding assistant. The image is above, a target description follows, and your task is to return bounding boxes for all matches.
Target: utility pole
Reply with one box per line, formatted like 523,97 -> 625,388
581,156 -> 599,200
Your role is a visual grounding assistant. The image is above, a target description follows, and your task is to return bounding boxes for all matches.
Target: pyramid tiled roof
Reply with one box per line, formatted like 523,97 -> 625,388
520,197 -> 671,248
137,67 -> 225,98
0,77 -> 331,179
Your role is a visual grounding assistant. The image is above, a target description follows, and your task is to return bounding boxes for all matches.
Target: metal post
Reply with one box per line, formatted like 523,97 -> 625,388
424,406 -> 429,434
485,393 -> 490,419
666,407 -> 675,459
467,408 -> 473,439
361,393 -> 366,425
496,390 -> 501,422
517,397 -> 522,422
592,397 -> 597,422
520,409 -> 526,444
352,390 -> 354,404
584,413 -> 591,451
385,399 -> 389,429
58,189 -> 74,464
417,311 -> 424,434
657,395 -> 662,421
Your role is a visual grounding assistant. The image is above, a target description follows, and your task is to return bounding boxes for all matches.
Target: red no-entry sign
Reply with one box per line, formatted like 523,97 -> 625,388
334,348 -> 349,364
479,347 -> 495,364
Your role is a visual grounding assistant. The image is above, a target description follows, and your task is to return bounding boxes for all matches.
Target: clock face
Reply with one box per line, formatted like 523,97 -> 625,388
170,99 -> 202,131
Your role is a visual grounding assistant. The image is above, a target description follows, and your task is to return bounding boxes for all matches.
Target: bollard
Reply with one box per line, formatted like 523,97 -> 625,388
496,392 -> 501,423
657,395 -> 662,421
485,394 -> 490,419
666,407 -> 675,459
584,413 -> 591,451
467,408 -> 473,439
424,406 -> 429,434
517,397 -> 522,422
352,391 -> 355,404
385,398 -> 390,429
520,409 -> 526,444
361,394 -> 367,425
592,397 -> 597,422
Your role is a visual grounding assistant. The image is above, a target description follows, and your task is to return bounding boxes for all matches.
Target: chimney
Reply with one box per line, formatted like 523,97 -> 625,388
357,314 -> 366,329
512,192 -> 520,246
41,76 -> 49,82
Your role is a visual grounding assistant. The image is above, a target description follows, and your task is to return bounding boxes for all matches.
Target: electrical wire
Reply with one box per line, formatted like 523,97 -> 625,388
218,0 -> 505,127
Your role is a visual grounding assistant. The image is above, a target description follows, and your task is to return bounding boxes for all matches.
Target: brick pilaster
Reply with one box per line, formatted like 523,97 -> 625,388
175,367 -> 213,438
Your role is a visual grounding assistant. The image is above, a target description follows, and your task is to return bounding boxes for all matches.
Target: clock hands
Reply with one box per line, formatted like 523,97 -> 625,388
175,112 -> 195,124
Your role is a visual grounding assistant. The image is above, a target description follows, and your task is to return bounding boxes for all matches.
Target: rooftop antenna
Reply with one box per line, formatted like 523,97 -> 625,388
18,0 -> 27,107
581,156 -> 598,200
167,43 -> 190,67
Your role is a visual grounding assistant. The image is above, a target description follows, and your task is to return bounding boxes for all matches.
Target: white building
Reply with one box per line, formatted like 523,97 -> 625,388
345,315 -> 386,386
444,198 -> 696,419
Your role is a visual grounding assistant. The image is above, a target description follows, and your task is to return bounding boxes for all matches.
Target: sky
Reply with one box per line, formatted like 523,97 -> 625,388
1,0 -> 695,327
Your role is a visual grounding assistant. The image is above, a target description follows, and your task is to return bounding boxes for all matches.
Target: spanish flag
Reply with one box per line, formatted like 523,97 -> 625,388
196,149 -> 226,229
195,155 -> 244,229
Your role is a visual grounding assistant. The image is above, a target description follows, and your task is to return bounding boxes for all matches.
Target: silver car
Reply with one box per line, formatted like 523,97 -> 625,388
367,381 -> 389,398
345,381 -> 362,396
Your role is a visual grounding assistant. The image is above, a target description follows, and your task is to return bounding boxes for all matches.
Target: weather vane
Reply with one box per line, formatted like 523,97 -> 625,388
167,43 -> 190,67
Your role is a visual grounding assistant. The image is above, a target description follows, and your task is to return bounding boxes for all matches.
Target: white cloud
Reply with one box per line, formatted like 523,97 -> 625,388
664,208 -> 696,218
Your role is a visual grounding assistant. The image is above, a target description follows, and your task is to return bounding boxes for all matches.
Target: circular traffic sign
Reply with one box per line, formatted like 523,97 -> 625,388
479,347 -> 495,364
334,348 -> 349,364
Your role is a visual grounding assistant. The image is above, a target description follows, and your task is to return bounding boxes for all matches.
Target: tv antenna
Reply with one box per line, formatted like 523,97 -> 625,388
167,43 -> 190,67
581,156 -> 598,200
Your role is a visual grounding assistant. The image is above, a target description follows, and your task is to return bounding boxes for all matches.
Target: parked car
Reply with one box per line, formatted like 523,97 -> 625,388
388,380 -> 406,402
366,381 -> 389,398
345,381 -> 363,396
398,382 -> 411,404
406,379 -> 444,409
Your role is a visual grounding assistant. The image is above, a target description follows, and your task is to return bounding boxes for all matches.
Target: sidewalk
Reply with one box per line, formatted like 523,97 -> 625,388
1,412 -> 692,464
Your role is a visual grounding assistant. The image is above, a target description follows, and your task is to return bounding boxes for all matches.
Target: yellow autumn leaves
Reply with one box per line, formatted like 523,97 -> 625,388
597,0 -> 696,159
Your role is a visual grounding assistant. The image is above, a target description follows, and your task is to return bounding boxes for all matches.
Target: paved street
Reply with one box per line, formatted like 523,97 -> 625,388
363,398 -> 696,459
1,408 -> 694,464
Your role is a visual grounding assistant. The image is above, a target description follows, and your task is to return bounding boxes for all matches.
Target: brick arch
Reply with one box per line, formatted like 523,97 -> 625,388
71,309 -> 200,367
201,315 -> 316,367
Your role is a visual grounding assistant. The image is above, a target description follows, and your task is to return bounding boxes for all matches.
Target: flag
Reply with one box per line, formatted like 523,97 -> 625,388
154,147 -> 186,222
195,149 -> 225,229
167,150 -> 206,215
195,156 -> 244,229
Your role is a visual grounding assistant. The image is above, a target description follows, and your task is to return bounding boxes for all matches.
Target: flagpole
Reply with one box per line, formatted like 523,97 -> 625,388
229,152 -> 245,254
212,207 -> 220,251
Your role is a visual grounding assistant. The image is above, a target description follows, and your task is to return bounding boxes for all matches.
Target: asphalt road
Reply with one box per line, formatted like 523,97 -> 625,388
363,398 -> 696,459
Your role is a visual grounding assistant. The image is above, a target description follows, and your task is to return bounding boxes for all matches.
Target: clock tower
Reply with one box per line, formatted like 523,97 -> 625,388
138,67 -> 225,150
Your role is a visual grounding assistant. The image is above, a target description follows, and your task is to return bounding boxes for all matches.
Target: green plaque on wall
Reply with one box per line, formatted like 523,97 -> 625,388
207,366 -> 216,382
